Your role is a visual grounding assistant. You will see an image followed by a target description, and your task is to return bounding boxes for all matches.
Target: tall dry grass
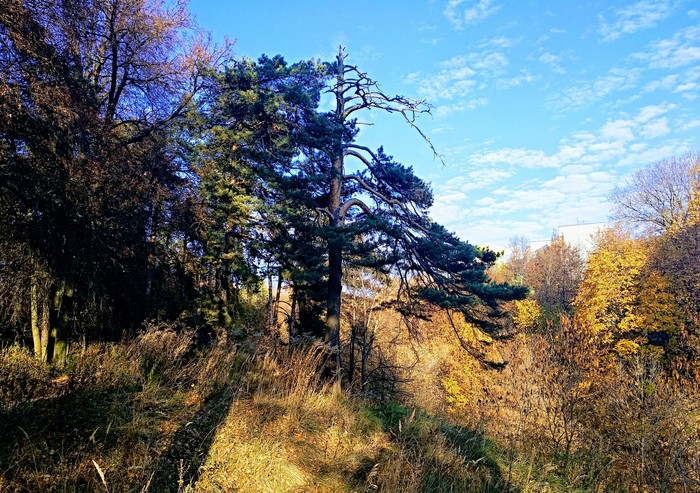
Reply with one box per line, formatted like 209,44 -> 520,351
0,323 -> 245,492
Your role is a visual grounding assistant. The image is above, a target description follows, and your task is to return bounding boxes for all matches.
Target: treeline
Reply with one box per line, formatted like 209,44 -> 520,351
492,152 -> 700,376
0,0 -> 525,368
467,153 -> 700,490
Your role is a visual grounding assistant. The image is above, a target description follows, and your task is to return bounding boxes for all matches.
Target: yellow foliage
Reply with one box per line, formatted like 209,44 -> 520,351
613,339 -> 641,359
574,228 -> 682,353
574,229 -> 646,337
512,298 -> 542,332
442,376 -> 469,409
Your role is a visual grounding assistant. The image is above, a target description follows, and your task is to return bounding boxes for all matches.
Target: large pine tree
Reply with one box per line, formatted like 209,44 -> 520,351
204,49 -> 527,361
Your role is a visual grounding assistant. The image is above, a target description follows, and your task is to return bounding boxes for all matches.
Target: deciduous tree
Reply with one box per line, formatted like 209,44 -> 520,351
610,152 -> 700,235
0,0 -> 223,361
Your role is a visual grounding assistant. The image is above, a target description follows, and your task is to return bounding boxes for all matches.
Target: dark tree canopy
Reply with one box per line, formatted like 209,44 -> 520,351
201,48 -> 527,356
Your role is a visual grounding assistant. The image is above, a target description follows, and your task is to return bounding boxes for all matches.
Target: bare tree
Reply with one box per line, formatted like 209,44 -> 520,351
611,153 -> 700,235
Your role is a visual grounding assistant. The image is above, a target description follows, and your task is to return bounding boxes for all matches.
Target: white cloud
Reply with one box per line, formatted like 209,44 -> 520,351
643,74 -> 679,92
635,103 -> 676,122
435,98 -> 488,117
633,25 -> 700,68
676,82 -> 699,92
437,168 -> 513,194
549,68 -> 642,112
537,47 -> 571,76
469,148 -> 562,169
600,119 -> 635,142
497,69 -> 538,88
598,0 -> 676,41
444,0 -> 500,30
680,119 -> 700,131
639,117 -> 671,138
408,46 -> 516,115
539,52 -> 559,64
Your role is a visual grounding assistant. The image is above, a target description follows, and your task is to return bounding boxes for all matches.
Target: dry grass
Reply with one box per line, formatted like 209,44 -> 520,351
195,342 -> 509,493
0,325 -> 244,492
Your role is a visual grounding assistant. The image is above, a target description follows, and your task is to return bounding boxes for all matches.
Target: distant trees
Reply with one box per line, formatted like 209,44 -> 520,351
526,234 -> 584,315
494,233 -> 584,330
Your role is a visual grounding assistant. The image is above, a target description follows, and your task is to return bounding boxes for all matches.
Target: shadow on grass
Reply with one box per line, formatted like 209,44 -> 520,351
0,379 -> 237,492
190,389 -> 519,493
148,386 -> 236,492
360,403 -> 519,493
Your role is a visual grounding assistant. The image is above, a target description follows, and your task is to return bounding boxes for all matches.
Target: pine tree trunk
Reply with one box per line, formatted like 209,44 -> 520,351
325,47 -> 346,357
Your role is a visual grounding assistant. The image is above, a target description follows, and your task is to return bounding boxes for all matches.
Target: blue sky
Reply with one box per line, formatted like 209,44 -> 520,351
188,0 -> 700,250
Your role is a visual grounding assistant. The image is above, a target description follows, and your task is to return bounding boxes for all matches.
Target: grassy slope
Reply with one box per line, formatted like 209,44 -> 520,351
0,331 -> 516,493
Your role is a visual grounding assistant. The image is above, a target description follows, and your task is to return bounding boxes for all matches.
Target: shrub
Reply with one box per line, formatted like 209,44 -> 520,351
0,345 -> 51,408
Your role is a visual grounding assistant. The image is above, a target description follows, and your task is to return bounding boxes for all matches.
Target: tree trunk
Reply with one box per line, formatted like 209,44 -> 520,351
325,47 -> 346,361
267,266 -> 275,329
51,281 -> 73,367
30,278 -> 41,357
289,286 -> 297,341
274,270 -> 283,331
40,291 -> 50,362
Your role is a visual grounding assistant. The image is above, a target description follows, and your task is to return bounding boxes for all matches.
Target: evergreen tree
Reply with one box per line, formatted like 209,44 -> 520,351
205,49 -> 527,365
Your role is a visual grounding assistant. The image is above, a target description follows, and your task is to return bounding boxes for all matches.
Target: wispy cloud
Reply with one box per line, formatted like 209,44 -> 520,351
429,104 -> 686,248
406,36 -> 535,115
633,24 -> 700,68
469,148 -> 561,169
598,0 -> 676,41
548,67 -> 642,112
407,47 -> 509,101
538,52 -> 566,74
456,105 -> 678,172
444,0 -> 500,30
435,98 -> 488,117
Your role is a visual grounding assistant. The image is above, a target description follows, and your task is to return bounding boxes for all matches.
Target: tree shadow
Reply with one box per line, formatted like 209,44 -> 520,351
148,386 -> 236,491
363,403 -> 520,493
0,378 -> 237,492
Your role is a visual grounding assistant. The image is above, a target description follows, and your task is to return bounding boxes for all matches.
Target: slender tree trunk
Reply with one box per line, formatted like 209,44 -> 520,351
40,290 -> 50,362
267,266 -> 275,329
361,330 -> 370,389
289,286 -> 297,341
31,277 -> 41,357
274,270 -> 283,331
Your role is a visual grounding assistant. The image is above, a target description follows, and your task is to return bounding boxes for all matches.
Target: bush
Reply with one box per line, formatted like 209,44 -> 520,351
0,345 -> 51,408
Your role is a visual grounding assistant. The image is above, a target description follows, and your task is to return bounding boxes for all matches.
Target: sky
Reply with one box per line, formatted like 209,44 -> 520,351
188,0 -> 700,251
